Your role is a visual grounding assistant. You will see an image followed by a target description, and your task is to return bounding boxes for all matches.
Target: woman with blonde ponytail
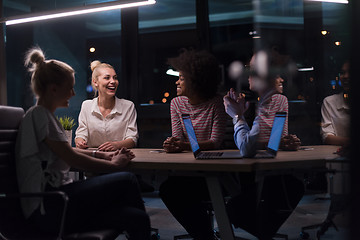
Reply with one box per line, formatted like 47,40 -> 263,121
75,60 -> 138,151
16,47 -> 150,239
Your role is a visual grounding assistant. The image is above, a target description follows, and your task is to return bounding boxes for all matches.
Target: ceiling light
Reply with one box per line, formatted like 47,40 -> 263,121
166,69 -> 179,77
305,0 -> 348,4
321,30 -> 328,35
1,0 -> 156,25
298,67 -> 314,72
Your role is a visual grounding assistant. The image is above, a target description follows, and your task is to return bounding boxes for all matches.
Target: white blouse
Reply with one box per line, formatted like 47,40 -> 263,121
75,97 -> 139,147
320,92 -> 350,141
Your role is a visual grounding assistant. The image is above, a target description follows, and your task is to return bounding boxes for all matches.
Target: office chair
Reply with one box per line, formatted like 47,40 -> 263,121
0,105 -> 120,240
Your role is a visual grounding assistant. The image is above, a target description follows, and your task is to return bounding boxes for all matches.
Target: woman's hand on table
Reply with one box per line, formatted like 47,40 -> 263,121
281,134 -> 301,151
163,137 -> 183,153
110,147 -> 135,169
75,137 -> 88,149
98,141 -> 118,151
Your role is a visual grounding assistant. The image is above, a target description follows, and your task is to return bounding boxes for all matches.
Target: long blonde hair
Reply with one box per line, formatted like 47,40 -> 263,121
24,47 -> 74,98
90,60 -> 115,96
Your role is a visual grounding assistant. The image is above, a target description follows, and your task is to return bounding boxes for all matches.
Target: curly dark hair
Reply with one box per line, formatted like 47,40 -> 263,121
167,49 -> 220,100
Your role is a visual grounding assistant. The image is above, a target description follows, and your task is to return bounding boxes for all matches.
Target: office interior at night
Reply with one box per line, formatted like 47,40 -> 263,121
1,0 -> 359,239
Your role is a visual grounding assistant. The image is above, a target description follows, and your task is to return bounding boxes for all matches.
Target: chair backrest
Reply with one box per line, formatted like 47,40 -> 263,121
0,105 -> 25,235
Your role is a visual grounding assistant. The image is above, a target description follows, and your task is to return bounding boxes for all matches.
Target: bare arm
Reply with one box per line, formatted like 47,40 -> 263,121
324,135 -> 349,146
45,138 -> 133,172
163,137 -> 215,153
98,138 -> 135,151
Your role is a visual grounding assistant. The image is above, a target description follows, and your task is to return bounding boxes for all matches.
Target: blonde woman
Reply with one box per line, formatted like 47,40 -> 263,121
75,60 -> 138,151
16,47 -> 150,239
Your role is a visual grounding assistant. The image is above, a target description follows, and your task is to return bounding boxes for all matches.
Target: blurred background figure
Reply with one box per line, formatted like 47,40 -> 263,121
320,61 -> 350,148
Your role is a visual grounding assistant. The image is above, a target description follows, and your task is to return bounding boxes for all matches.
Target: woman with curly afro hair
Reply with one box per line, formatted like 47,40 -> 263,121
160,49 -> 227,240
163,49 -> 227,153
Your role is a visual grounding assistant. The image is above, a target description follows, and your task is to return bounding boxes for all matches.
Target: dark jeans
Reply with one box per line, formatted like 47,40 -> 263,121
160,174 -> 304,240
159,176 -> 214,240
29,172 -> 151,240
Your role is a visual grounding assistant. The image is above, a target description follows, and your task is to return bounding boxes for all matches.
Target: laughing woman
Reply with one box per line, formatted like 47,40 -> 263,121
75,61 -> 138,151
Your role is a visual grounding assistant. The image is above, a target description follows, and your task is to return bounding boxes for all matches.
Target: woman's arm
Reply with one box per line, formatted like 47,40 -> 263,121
163,138 -> 214,152
45,138 -> 133,172
74,102 -> 89,148
98,139 -> 135,151
123,102 -> 139,146
233,118 -> 259,157
224,89 -> 257,157
324,134 -> 349,146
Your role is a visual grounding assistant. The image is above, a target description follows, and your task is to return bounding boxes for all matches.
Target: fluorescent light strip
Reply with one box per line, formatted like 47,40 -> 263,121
298,67 -> 314,72
166,69 -> 179,77
305,0 -> 348,4
4,0 -> 156,25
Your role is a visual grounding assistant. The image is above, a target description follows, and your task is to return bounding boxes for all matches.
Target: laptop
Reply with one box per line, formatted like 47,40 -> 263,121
254,111 -> 287,158
182,111 -> 286,160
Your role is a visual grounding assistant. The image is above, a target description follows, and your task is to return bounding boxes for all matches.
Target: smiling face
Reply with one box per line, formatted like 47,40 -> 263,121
175,72 -> 189,97
274,75 -> 284,93
340,62 -> 350,93
93,67 -> 118,97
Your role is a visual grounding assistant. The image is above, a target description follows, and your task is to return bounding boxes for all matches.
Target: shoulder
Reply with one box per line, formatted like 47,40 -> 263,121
170,96 -> 187,106
210,95 -> 225,106
323,93 -> 341,103
22,106 -> 50,132
81,98 -> 96,109
25,105 -> 48,121
116,97 -> 134,105
116,98 -> 135,111
272,94 -> 288,106
272,93 -> 288,102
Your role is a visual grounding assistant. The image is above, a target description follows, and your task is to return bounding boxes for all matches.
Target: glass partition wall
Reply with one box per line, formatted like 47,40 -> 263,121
2,0 -> 351,148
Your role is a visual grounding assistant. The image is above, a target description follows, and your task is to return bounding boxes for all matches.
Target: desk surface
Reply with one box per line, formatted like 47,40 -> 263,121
129,145 -> 339,172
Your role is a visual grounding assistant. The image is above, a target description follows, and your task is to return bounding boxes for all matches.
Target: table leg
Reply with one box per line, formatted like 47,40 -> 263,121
206,175 -> 235,240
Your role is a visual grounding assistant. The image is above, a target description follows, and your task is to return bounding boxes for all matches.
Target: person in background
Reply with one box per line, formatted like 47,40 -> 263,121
223,50 -> 303,240
160,49 -> 227,240
320,61 -> 350,147
224,51 -> 300,156
320,61 -> 350,195
16,47 -> 150,239
75,60 -> 138,151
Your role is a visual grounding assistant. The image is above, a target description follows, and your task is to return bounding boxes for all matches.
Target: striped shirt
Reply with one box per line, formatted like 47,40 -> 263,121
170,95 -> 227,148
257,94 -> 288,143
233,93 -> 289,157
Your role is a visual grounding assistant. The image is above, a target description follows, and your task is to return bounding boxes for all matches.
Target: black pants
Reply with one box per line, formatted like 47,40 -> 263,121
226,173 -> 305,240
159,176 -> 214,240
160,174 -> 304,240
29,172 -> 151,240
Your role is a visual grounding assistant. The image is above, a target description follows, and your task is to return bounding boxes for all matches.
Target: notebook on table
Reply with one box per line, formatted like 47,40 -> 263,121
182,111 -> 287,160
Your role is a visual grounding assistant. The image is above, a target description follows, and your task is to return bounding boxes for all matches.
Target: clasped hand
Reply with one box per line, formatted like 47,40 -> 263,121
163,137 -> 183,153
110,147 -> 135,169
280,134 -> 301,151
223,88 -> 250,118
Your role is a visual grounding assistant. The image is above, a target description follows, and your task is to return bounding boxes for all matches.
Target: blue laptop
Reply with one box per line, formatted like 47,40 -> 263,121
182,112 -> 287,159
